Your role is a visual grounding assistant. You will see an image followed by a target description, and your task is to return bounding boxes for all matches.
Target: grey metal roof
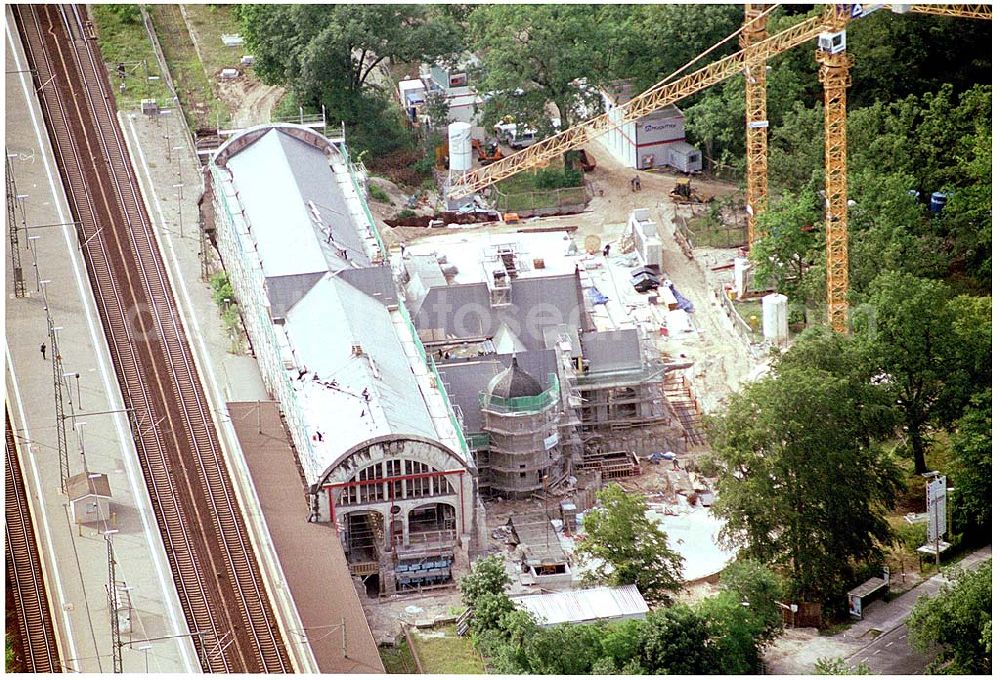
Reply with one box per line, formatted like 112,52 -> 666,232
506,274 -> 586,349
437,358 -> 502,433
285,274 -> 438,444
414,283 -> 493,338
511,585 -> 649,627
543,324 -> 582,358
581,329 -> 642,373
273,130 -> 370,269
337,265 -> 396,305
487,356 -> 544,399
408,271 -> 591,348
497,349 -> 557,384
66,472 -> 112,500
265,272 -> 325,319
225,128 -> 370,278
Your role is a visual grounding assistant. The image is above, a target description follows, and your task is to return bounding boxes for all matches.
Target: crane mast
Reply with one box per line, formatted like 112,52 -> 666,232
742,4 -> 770,246
816,7 -> 854,332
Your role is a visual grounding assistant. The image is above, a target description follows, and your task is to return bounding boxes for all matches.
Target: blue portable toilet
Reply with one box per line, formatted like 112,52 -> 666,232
930,191 -> 947,214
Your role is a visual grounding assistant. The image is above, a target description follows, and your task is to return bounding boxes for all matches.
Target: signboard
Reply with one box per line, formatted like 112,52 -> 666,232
849,594 -> 863,618
926,475 -> 947,542
544,432 -> 560,450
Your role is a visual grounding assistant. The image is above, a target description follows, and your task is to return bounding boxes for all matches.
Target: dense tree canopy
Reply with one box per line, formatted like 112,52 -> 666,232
236,4 -> 462,156
709,330 -> 901,605
950,391 -> 992,543
909,560 -> 992,674
859,272 -> 961,474
468,5 -> 612,136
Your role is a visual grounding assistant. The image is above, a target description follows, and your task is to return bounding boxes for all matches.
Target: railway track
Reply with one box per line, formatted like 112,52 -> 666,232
5,406 -> 62,673
13,5 -> 291,672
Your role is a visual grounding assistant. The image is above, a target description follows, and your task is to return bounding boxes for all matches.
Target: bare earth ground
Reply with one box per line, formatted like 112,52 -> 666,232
178,4 -> 284,128
218,79 -> 285,129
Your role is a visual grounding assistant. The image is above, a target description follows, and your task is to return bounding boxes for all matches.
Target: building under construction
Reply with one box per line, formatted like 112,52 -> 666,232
209,124 -> 483,597
397,229 -> 680,498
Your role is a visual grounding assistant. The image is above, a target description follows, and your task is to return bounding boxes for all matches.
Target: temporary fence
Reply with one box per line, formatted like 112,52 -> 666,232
493,185 -> 589,213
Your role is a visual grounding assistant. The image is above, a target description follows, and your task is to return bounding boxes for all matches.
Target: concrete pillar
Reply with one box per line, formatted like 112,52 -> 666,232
762,293 -> 789,344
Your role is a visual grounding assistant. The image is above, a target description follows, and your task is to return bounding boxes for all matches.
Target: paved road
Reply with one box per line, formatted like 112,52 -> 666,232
842,545 -> 991,674
765,545 -> 991,674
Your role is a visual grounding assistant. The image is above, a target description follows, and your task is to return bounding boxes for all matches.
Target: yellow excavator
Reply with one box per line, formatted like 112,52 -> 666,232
670,178 -> 707,204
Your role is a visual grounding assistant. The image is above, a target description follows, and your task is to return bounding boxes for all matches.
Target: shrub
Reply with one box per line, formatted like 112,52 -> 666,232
533,167 -> 583,190
209,271 -> 235,308
108,4 -> 142,24
368,183 -> 390,203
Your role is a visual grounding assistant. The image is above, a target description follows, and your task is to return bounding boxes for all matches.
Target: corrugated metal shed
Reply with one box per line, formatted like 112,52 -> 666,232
511,585 -> 649,627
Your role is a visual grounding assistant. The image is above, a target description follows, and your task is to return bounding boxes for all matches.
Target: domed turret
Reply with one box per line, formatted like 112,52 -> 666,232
487,356 -> 543,400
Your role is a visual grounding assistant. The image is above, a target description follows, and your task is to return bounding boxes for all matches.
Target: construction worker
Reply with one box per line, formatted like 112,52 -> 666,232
40,342 -> 46,360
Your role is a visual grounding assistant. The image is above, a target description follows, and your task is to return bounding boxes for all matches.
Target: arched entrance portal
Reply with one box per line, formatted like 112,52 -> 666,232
406,502 -> 456,548
314,435 -> 477,597
396,502 -> 457,592
343,510 -> 385,596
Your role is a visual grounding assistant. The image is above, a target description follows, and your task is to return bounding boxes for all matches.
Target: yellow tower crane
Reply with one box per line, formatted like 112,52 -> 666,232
448,3 -> 991,332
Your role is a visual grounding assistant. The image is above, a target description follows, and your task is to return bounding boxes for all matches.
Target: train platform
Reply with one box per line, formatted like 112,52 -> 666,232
4,15 -> 198,673
228,401 -> 384,673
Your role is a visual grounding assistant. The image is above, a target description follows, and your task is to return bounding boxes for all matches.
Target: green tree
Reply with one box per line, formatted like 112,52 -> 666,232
860,272 -> 958,474
941,121 -> 991,289
608,4 -> 743,92
460,555 -> 511,609
709,332 -> 901,605
577,483 -> 684,606
476,608 -> 538,673
750,189 -> 824,318
460,555 -> 514,636
636,605 -> 720,674
941,295 -> 991,420
908,560 -> 992,674
468,5 -> 611,135
237,5 -> 461,157
815,656 -> 871,674
596,618 -> 645,672
719,559 -> 786,644
698,591 -> 764,673
950,391 -> 991,542
239,5 -> 461,103
846,170 -> 948,296
524,622 -> 604,675
423,90 -> 451,130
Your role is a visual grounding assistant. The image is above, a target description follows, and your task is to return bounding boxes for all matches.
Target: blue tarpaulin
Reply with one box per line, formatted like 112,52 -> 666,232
669,284 -> 694,313
586,287 -> 609,305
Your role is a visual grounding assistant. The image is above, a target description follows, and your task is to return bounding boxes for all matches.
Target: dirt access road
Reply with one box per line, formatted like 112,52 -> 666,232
177,4 -> 284,128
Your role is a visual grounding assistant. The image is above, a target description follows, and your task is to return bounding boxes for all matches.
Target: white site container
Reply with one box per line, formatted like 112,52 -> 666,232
448,121 -> 473,173
762,293 -> 789,344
